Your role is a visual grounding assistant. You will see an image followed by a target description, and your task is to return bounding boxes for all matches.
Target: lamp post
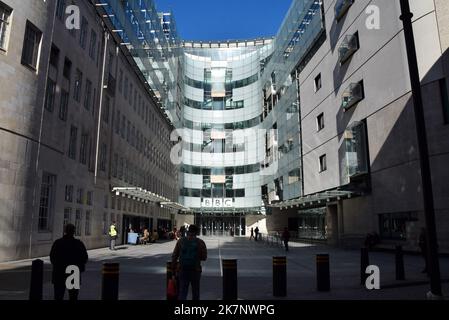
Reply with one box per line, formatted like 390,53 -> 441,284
399,0 -> 442,297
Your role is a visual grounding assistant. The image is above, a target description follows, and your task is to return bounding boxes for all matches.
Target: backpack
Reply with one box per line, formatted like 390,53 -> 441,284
179,238 -> 199,268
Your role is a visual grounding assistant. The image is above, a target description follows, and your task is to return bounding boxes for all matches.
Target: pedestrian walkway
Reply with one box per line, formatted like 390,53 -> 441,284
0,237 -> 448,300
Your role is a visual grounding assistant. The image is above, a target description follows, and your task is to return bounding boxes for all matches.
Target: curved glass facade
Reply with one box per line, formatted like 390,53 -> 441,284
181,43 -> 273,212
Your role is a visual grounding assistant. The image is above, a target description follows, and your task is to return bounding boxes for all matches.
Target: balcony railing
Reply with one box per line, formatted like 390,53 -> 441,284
341,81 -> 364,111
335,0 -> 354,21
339,32 -> 359,64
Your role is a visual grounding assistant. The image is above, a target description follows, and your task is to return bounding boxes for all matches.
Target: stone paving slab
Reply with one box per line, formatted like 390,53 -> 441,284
0,237 -> 448,300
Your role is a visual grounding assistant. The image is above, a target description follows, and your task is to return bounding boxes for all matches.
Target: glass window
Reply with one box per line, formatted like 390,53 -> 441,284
38,172 -> 56,231
75,210 -> 82,236
21,21 -> 42,69
103,212 -> 108,235
88,29 -> 97,59
79,133 -> 88,164
63,207 -> 72,230
56,0 -> 65,21
100,143 -> 107,172
74,69 -> 83,102
319,154 -> 327,172
0,2 -> 11,51
314,73 -> 322,92
87,191 -> 93,206
49,45 -> 60,68
85,211 -> 91,236
316,113 -> 324,131
79,17 -> 88,49
68,125 -> 78,159
59,90 -> 69,121
63,57 -> 72,79
103,95 -> 110,123
84,79 -> 92,110
44,78 -> 56,112
76,188 -> 84,204
65,185 -> 73,202
379,213 -> 412,240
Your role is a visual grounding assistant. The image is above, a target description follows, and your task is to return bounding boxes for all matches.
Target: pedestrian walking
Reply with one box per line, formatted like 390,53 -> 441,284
50,224 -> 88,301
249,227 -> 254,240
254,226 -> 259,241
109,221 -> 118,250
171,225 -> 207,300
282,227 -> 291,252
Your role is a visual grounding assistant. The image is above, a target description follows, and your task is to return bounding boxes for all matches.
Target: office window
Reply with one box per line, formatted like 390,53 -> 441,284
317,113 -> 325,131
79,133 -> 88,165
85,211 -> 91,236
379,213 -> 412,240
63,57 -> 72,79
59,90 -> 69,121
63,208 -> 72,230
44,78 -> 56,112
124,77 -> 128,100
65,185 -> 73,202
38,172 -> 56,231
100,143 -> 107,172
88,29 -> 97,59
75,210 -> 82,236
288,169 -> 301,184
74,69 -> 83,102
0,2 -> 12,51
68,125 -> 78,159
49,45 -> 60,68
319,154 -> 327,172
21,21 -> 42,69
104,194 -> 109,209
439,78 -> 449,124
314,73 -> 322,92
103,212 -> 108,235
79,17 -> 88,49
56,0 -> 65,21
76,188 -> 84,204
84,79 -> 92,110
121,115 -> 126,138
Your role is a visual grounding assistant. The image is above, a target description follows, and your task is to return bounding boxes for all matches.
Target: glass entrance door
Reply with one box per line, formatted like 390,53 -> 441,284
195,214 -> 245,237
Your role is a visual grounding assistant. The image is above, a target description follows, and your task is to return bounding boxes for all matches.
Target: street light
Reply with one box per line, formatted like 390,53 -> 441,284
399,0 -> 442,298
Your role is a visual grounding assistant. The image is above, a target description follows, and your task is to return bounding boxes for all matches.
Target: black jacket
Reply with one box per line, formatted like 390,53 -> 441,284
50,235 -> 88,283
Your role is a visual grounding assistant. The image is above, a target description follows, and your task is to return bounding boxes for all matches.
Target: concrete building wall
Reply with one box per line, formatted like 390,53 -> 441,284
0,0 -> 179,262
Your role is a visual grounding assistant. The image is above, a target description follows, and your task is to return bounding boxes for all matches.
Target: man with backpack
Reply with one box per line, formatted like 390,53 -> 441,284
171,224 -> 207,300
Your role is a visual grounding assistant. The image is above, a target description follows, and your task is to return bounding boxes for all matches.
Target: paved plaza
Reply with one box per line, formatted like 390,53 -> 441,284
0,237 -> 448,300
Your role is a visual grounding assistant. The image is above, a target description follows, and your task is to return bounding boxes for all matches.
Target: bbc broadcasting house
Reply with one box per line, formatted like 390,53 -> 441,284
0,0 -> 449,262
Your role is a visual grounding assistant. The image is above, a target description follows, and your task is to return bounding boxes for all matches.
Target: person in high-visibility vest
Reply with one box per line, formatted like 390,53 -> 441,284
109,222 -> 118,250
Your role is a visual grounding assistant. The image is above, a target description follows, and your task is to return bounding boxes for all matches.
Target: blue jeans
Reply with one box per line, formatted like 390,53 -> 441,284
178,267 -> 201,300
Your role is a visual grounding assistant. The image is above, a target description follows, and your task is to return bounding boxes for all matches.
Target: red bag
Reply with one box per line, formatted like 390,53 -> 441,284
167,278 -> 177,300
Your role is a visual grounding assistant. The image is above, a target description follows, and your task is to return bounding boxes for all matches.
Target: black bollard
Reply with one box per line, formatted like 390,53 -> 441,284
395,245 -> 405,280
29,259 -> 44,300
101,263 -> 119,300
222,259 -> 238,300
361,247 -> 370,286
273,256 -> 287,297
316,254 -> 330,291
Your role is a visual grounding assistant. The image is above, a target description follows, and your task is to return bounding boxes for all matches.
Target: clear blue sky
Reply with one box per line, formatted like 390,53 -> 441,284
157,0 -> 293,41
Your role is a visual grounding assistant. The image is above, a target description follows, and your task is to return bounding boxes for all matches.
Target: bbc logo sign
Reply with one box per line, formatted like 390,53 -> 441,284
202,198 -> 233,208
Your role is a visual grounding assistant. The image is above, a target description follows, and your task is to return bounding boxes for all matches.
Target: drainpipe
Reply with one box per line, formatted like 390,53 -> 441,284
94,27 -> 109,185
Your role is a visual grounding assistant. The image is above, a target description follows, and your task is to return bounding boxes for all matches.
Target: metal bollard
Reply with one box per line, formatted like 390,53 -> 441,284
101,263 -> 119,300
395,245 -> 405,280
316,254 -> 330,292
29,259 -> 44,301
222,259 -> 238,300
273,256 -> 287,297
361,247 -> 370,286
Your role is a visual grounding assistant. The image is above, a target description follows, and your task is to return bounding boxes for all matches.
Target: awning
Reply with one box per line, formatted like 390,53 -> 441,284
268,190 -> 359,210
112,187 -> 191,212
160,202 -> 192,212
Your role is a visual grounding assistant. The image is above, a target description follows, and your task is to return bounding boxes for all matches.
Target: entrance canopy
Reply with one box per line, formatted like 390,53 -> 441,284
112,187 -> 191,212
268,190 -> 358,210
